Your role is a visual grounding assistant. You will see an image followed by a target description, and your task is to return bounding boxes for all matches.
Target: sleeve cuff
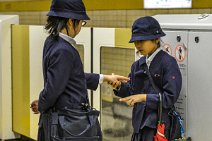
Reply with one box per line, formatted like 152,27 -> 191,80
99,74 -> 104,84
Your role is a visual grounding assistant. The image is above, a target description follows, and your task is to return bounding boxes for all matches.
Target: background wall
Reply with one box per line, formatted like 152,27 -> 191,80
0,0 -> 212,27
1,9 -> 211,27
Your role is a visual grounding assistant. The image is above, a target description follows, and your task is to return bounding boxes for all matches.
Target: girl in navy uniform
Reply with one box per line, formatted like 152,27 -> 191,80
30,0 -> 129,140
112,16 -> 182,141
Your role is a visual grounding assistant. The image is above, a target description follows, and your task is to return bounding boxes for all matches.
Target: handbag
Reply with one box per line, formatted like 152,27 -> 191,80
146,66 -> 191,141
50,103 -> 102,141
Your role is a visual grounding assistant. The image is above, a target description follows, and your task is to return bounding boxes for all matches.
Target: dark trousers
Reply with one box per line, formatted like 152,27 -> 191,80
131,127 -> 156,141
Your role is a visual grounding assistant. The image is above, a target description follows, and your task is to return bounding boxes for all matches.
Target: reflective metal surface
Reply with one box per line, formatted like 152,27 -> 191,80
100,47 -> 134,141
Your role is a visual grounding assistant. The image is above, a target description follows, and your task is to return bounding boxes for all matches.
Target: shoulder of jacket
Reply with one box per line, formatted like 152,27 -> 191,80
132,56 -> 145,65
161,51 -> 177,65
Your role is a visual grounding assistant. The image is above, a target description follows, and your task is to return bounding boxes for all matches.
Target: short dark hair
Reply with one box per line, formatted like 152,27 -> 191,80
45,16 -> 80,38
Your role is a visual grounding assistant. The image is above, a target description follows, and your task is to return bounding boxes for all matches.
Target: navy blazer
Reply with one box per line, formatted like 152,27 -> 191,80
114,50 -> 182,133
38,36 -> 99,113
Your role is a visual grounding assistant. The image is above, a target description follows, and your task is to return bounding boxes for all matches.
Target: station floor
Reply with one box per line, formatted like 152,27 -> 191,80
4,136 -> 35,141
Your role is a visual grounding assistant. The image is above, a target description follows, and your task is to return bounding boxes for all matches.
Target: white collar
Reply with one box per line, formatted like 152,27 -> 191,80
59,32 -> 77,47
146,47 -> 162,63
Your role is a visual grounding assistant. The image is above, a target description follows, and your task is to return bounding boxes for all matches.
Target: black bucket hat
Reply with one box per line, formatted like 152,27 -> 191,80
47,0 -> 90,20
129,16 -> 165,43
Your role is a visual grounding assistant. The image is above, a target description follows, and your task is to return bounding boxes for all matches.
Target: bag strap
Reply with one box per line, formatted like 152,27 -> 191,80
145,66 -> 163,124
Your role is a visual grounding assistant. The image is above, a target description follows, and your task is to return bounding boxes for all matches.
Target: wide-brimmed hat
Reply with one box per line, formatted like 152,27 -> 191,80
47,0 -> 90,20
129,16 -> 165,43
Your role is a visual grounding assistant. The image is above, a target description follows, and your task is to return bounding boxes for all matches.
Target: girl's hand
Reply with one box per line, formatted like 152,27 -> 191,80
109,80 -> 121,89
104,74 -> 130,89
103,74 -> 129,83
30,100 -> 39,114
119,94 -> 147,106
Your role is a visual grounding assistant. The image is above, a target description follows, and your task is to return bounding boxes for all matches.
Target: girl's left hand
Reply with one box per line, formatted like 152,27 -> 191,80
30,100 -> 39,114
119,94 -> 147,106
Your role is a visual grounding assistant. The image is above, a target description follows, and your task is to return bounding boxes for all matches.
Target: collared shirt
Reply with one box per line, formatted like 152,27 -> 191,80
59,32 -> 104,84
59,32 -> 77,47
146,47 -> 162,68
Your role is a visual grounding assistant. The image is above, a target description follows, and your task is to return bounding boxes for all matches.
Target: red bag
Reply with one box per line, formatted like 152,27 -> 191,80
153,93 -> 168,141
154,123 -> 168,141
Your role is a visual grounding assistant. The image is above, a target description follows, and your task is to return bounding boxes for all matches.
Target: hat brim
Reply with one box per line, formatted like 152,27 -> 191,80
47,11 -> 90,20
129,32 -> 166,43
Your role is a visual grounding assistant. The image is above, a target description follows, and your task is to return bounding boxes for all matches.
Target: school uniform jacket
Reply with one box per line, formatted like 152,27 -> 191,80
38,36 -> 99,113
114,50 -> 182,133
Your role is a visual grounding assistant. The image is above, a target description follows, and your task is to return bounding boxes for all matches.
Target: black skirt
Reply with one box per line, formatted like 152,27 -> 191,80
131,126 -> 170,141
131,126 -> 156,141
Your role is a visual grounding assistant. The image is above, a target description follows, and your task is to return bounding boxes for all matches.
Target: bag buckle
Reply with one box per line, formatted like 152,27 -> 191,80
81,103 -> 90,110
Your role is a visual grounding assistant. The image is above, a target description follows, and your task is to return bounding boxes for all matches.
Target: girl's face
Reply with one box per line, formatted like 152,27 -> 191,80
67,20 -> 84,38
73,20 -> 83,36
134,39 -> 159,56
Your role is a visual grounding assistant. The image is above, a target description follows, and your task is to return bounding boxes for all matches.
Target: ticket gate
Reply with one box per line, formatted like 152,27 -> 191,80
0,15 -> 19,140
93,28 -> 135,141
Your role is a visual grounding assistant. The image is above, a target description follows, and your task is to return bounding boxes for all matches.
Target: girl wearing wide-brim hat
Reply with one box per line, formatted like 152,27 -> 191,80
112,16 -> 182,141
30,0 -> 129,140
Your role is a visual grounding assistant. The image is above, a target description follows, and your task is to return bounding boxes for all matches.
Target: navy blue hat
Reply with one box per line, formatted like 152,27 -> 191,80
47,0 -> 90,20
129,16 -> 165,43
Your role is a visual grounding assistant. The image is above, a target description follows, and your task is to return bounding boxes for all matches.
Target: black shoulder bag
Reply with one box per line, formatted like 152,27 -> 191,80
50,104 -> 102,141
146,67 -> 191,141
46,97 -> 102,141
